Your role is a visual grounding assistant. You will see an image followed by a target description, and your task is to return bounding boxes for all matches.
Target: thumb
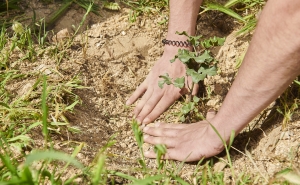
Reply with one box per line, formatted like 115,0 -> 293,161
206,109 -> 216,121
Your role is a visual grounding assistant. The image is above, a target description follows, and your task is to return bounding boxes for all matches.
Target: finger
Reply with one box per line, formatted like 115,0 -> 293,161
143,126 -> 180,137
126,82 -> 147,105
142,93 -> 179,124
206,109 -> 216,121
133,88 -> 154,118
144,148 -> 200,162
136,93 -> 163,124
143,135 -> 176,148
152,122 -> 187,129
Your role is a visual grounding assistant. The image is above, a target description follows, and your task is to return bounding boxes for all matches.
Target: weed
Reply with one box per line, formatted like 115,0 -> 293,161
159,31 -> 224,121
131,119 -> 147,169
121,0 -> 168,22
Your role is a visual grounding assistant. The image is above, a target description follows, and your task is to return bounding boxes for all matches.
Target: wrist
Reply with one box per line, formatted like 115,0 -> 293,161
207,116 -> 236,145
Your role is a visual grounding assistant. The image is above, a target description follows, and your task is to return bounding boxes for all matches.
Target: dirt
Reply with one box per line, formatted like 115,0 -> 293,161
10,0 -> 300,183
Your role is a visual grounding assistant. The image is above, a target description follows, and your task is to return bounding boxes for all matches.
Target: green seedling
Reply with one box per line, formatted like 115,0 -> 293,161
178,96 -> 204,122
154,144 -> 167,170
159,31 -> 224,121
102,1 -> 121,10
121,0 -> 168,22
200,2 -> 245,22
131,119 -> 147,170
209,122 -> 236,183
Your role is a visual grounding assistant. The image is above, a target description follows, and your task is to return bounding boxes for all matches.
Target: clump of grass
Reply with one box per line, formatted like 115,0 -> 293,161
201,0 -> 266,35
121,0 -> 169,22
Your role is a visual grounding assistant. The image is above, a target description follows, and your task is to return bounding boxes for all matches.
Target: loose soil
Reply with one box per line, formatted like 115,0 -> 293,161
9,1 -> 300,183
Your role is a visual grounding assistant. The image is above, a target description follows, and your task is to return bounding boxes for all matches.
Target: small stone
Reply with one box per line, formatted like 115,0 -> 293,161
121,31 -> 126,36
52,28 -> 70,43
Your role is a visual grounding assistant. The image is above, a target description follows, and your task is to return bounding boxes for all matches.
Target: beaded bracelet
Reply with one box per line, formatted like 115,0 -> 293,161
162,39 -> 191,47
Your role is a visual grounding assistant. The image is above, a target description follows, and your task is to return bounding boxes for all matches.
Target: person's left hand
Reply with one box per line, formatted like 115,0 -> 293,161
142,111 -> 226,162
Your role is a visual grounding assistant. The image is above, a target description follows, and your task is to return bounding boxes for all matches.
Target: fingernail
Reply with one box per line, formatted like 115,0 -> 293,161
125,100 -> 131,105
155,122 -> 161,127
143,134 -> 149,139
143,126 -> 149,132
139,124 -> 146,130
143,117 -> 150,124
144,151 -> 150,156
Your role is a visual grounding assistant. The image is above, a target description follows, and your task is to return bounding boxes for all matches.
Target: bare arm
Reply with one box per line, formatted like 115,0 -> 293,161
212,0 -> 300,140
126,0 -> 203,124
143,0 -> 300,161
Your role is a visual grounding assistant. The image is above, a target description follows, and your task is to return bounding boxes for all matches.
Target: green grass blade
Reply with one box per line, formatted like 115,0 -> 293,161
92,155 -> 106,185
224,0 -> 241,8
131,175 -> 164,185
41,75 -> 48,142
173,177 -> 190,185
202,3 -> 245,22
109,171 -> 138,181
25,150 -> 84,169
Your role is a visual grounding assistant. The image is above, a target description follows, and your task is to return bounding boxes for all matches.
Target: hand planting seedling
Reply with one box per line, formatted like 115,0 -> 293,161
159,31 -> 225,122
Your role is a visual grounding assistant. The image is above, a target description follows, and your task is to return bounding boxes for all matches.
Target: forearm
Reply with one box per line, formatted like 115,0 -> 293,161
166,0 -> 203,41
212,0 -> 300,139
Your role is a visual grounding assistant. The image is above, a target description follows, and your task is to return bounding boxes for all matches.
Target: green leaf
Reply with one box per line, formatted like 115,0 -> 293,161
276,168 -> 300,184
227,130 -> 235,149
194,51 -> 212,63
174,177 -> 190,185
25,150 -> 84,169
173,77 -> 185,89
193,96 -> 200,103
41,76 -> 48,139
176,31 -> 202,46
170,57 -> 176,63
154,144 -> 167,154
202,2 -> 245,22
181,102 -> 194,114
294,80 -> 300,86
198,65 -> 218,76
180,115 -> 185,122
65,100 -> 79,111
131,175 -> 164,185
103,2 -> 120,10
7,135 -> 31,143
158,80 -> 165,89
110,171 -> 137,181
224,0 -> 240,8
175,31 -> 189,37
186,69 -> 206,83
178,52 -> 191,63
0,102 -> 10,109
20,166 -> 34,184
158,73 -> 172,88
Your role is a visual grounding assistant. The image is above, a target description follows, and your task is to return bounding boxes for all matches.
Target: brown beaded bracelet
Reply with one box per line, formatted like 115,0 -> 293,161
162,39 -> 191,47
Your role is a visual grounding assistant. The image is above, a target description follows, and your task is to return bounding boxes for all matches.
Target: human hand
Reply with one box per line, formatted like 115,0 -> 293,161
142,111 -> 226,162
126,47 -> 198,125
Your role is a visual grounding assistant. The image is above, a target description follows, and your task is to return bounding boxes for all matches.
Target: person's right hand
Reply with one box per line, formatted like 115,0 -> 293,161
126,47 -> 198,125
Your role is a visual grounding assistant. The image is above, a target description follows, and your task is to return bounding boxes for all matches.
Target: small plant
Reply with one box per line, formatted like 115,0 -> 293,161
159,31 -> 225,121
121,0 -> 168,22
131,119 -> 147,170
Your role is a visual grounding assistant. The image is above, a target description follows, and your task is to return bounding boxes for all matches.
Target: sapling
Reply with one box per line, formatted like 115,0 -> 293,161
159,31 -> 225,121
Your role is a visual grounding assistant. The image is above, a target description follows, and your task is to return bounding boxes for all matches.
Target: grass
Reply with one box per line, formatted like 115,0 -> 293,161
0,0 -> 300,184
